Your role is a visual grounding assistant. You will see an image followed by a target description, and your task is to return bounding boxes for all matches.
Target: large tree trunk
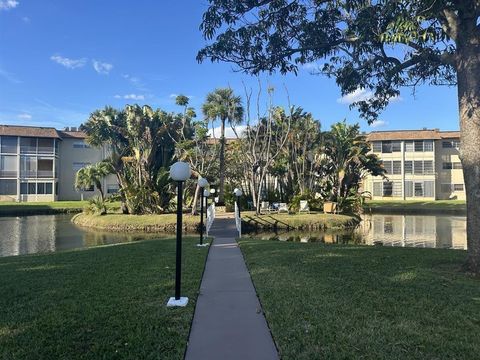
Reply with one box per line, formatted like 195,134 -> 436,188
456,28 -> 480,274
219,118 -> 226,204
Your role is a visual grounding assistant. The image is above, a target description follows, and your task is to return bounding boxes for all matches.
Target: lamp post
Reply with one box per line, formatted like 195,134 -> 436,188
167,161 -> 191,307
198,177 -> 209,246
234,188 -> 243,218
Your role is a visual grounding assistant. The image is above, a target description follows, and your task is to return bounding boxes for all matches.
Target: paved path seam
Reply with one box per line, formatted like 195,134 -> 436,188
185,218 -> 279,360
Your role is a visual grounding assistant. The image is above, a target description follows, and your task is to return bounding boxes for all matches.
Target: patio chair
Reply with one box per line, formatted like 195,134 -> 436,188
260,201 -> 270,214
299,200 -> 310,214
278,203 -> 289,214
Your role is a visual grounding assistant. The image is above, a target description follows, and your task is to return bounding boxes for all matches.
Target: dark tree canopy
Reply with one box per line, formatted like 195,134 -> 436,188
198,0 -> 479,121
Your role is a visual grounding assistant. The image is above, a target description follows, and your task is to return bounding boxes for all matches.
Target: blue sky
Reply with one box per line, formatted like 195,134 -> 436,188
0,0 -> 460,133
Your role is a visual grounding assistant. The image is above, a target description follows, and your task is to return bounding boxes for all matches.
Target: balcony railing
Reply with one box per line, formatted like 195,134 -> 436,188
38,147 -> 55,154
38,170 -> 54,178
20,146 -> 37,154
0,170 -> 17,177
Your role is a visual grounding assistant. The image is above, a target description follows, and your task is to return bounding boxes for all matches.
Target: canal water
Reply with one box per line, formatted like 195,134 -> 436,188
0,213 -> 467,258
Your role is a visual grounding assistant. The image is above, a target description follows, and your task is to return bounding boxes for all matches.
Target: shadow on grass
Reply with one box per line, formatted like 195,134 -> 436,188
0,237 -> 208,360
240,240 -> 480,360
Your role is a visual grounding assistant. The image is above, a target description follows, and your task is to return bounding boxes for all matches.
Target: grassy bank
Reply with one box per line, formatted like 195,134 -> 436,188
242,211 -> 359,231
364,200 -> 466,214
0,237 -> 208,359
73,213 -> 201,233
240,239 -> 480,359
0,201 -> 120,216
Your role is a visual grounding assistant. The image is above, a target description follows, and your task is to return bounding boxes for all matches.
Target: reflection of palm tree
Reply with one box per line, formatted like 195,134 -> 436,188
202,88 -> 244,203
75,162 -> 112,201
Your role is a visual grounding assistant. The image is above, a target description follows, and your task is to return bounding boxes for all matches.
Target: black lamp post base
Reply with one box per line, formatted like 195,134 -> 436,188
167,296 -> 189,307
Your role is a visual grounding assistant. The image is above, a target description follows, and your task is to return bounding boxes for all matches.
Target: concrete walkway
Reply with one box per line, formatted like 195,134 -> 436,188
185,217 -> 279,360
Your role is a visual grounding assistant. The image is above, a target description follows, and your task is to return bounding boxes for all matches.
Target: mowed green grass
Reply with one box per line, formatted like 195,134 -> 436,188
364,200 -> 466,212
0,201 -> 120,215
240,239 -> 480,359
0,237 -> 208,359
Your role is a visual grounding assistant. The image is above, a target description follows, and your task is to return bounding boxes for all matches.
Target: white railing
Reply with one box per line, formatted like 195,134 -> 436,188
234,202 -> 241,238
206,203 -> 215,236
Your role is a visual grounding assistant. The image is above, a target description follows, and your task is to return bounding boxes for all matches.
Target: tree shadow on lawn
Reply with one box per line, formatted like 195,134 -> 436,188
0,238 -> 208,360
240,240 -> 480,360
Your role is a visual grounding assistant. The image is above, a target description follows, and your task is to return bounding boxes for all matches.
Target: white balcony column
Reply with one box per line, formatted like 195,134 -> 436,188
16,136 -> 21,202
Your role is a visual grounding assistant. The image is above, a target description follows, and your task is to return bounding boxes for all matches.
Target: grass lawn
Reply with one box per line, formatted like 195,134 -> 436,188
73,213 -> 201,233
242,211 -> 359,231
364,200 -> 466,213
0,201 -> 120,216
240,239 -> 480,359
0,237 -> 208,359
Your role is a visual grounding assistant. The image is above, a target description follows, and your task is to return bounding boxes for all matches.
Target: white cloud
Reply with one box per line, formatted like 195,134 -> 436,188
302,62 -> 321,70
370,120 -> 388,128
337,88 -> 374,104
208,125 -> 247,139
0,0 -> 19,11
50,55 -> 87,69
114,94 -> 145,101
17,113 -> 32,120
21,16 -> 29,22
122,74 -> 145,88
338,88 -> 403,105
92,60 -> 113,74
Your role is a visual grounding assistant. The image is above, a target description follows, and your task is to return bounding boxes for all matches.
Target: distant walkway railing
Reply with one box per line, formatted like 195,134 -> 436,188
206,203 -> 215,236
235,202 -> 242,238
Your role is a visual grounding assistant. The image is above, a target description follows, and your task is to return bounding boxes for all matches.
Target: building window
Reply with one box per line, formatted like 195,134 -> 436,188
392,182 -> 402,197
442,140 -> 460,149
1,136 -> 17,154
0,155 -> 18,177
453,184 -> 464,191
414,141 -> 424,152
37,158 -> 54,178
392,161 -> 401,175
107,184 -> 119,194
373,182 -> 382,197
0,179 -> 17,195
372,142 -> 382,152
405,181 -> 413,197
38,138 -> 54,154
424,140 -> 433,151
423,161 -> 434,174
443,162 -> 453,170
20,137 -> 37,154
414,161 -> 423,174
73,141 -> 91,149
404,161 -> 413,174
405,141 -> 414,152
383,161 -> 393,174
20,182 -> 28,194
414,182 -> 423,197
424,181 -> 434,197
383,181 -> 393,197
392,141 -> 401,152
28,182 -> 36,194
382,141 -> 392,153
73,162 -> 90,171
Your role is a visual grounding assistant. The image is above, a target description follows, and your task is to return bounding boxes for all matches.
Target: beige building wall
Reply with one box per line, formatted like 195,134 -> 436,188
58,137 -> 117,201
363,130 -> 465,201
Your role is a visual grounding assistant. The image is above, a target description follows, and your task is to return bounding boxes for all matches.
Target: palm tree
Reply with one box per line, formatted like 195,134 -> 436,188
75,162 -> 112,201
202,88 -> 244,203
323,121 -> 384,211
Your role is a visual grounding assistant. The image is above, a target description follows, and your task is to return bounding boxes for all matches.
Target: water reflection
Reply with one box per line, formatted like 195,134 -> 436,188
358,214 -> 466,249
0,214 -> 172,258
249,214 -> 467,250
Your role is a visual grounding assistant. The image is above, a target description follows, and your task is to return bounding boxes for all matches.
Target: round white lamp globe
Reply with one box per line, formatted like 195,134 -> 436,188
198,177 -> 209,188
210,188 -> 216,194
170,161 -> 191,181
203,189 -> 210,197
234,188 -> 243,197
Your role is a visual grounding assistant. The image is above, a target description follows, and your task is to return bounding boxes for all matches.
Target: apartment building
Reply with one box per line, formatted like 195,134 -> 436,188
363,129 -> 465,200
0,125 -> 118,202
